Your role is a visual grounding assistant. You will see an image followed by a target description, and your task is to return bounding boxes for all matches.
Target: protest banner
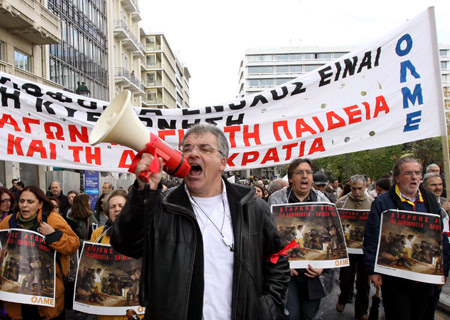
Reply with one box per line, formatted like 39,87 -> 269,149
0,229 -> 56,307
271,202 -> 349,268
0,8 -> 446,172
73,242 -> 144,316
374,209 -> 445,284
337,208 -> 370,254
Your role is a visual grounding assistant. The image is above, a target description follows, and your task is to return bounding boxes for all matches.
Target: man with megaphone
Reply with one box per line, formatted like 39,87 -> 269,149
111,123 -> 290,320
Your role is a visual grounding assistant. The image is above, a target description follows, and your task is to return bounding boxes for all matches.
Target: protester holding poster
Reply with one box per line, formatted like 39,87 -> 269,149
363,157 -> 450,320
111,124 -> 289,320
268,158 -> 333,320
335,175 -> 373,320
88,188 -> 144,320
91,189 -> 127,246
0,186 -> 79,320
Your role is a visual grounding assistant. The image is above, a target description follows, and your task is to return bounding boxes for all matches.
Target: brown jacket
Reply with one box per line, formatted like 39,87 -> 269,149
0,209 -> 79,319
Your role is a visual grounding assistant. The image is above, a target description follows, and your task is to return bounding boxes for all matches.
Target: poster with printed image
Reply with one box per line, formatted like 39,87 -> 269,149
374,209 -> 445,284
73,242 -> 145,316
0,229 -> 56,307
337,209 -> 370,254
271,202 -> 349,268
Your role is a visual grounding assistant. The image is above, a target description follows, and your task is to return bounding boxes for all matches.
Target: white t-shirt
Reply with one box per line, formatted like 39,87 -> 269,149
189,184 -> 234,320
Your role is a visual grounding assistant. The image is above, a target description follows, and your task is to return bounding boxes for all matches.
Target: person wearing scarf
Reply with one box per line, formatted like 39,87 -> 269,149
0,186 -> 79,320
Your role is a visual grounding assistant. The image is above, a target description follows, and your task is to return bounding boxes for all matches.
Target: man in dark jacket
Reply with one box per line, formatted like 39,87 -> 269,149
363,157 -> 450,320
111,124 -> 290,320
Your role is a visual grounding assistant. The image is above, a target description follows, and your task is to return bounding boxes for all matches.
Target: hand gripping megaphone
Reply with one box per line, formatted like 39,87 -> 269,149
89,90 -> 190,182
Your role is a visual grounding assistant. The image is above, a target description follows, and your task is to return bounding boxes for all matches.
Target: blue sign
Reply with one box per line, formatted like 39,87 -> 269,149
85,171 -> 99,211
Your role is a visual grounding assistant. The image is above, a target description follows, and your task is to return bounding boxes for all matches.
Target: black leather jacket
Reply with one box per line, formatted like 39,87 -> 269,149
111,178 -> 290,320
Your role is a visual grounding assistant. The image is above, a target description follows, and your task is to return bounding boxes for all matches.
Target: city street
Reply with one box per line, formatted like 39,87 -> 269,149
315,270 -> 450,320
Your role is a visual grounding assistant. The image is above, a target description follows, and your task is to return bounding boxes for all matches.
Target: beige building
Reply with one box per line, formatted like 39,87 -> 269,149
108,0 -> 145,106
141,31 -> 190,109
0,0 -> 191,189
0,0 -> 63,189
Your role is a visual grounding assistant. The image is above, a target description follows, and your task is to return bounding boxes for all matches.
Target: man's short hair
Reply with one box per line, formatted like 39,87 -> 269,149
287,158 -> 313,186
425,163 -> 440,173
181,124 -> 230,161
103,182 -> 114,190
375,177 -> 391,191
11,179 -> 18,184
423,172 -> 442,186
267,179 -> 288,194
392,157 -> 422,178
350,175 -> 366,186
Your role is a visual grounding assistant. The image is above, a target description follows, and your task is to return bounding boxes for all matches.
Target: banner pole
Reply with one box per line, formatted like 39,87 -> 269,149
427,7 -> 450,197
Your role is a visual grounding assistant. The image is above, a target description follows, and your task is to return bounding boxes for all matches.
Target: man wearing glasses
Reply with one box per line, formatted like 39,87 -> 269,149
268,158 -> 331,320
111,124 -> 289,320
363,157 -> 450,320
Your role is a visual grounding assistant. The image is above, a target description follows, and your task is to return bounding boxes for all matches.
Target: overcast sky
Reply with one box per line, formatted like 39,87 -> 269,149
139,0 -> 450,108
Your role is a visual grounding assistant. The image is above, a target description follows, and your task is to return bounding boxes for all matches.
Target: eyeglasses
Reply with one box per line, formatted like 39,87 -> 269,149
402,171 -> 422,177
293,170 -> 314,176
181,144 -> 224,156
1,199 -> 11,204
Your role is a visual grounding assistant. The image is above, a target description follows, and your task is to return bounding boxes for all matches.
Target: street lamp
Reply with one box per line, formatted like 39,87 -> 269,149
76,81 -> 90,97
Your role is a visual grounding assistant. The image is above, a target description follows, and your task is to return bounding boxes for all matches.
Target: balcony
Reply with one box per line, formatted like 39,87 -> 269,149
0,60 -> 63,88
115,67 -> 145,96
121,0 -> 138,13
113,20 -> 128,40
0,0 -> 61,45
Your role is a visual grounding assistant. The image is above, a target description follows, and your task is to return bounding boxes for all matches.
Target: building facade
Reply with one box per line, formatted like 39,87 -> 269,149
141,31 -> 190,109
48,0 -> 109,101
0,0 -> 63,190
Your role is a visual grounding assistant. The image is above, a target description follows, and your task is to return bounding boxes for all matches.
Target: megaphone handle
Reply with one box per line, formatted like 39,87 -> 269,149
138,170 -> 152,183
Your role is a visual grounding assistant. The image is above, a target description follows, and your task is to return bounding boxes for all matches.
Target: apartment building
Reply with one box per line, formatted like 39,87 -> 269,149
141,31 -> 190,109
0,0 -> 63,189
108,0 -> 145,106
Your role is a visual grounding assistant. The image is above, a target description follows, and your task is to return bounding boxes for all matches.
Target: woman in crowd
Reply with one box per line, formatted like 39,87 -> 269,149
0,186 -> 79,319
67,193 -> 98,245
91,189 -> 127,245
253,183 -> 268,202
64,190 -> 79,218
0,187 -> 16,220
94,193 -> 107,227
47,196 -> 61,216
91,189 -> 138,320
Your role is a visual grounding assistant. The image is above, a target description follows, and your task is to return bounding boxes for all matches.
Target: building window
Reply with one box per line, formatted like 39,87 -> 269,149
14,50 -> 30,71
276,78 -> 290,85
334,52 -> 347,58
304,65 -> 320,72
441,61 -> 448,71
443,74 -> 449,84
290,65 -> 302,73
440,49 -> 448,58
276,54 -> 289,61
317,53 -> 331,60
0,41 -> 4,61
248,79 -> 259,87
303,53 -> 315,60
261,79 -> 274,87
276,66 -> 289,74
290,54 -> 302,61
260,66 -> 273,74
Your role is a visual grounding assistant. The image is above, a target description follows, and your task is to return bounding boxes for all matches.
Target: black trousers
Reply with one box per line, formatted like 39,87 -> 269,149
381,276 -> 433,320
338,254 -> 370,318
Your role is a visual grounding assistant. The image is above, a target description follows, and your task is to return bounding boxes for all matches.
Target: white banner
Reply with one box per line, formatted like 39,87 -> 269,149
0,8 -> 445,172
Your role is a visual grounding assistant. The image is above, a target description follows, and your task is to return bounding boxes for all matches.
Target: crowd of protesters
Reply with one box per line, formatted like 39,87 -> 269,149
0,153 -> 448,320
